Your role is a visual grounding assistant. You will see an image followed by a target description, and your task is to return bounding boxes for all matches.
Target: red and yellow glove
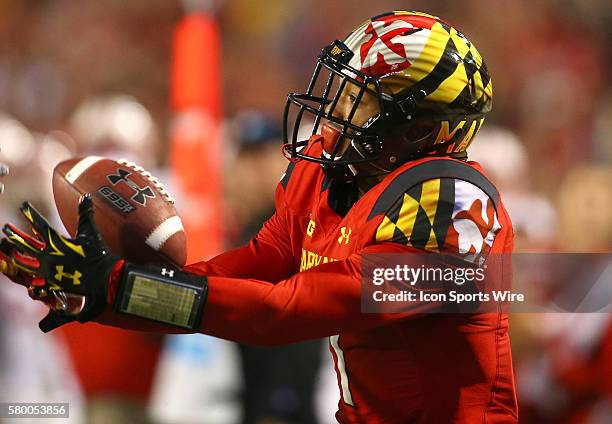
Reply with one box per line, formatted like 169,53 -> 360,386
0,195 -> 124,331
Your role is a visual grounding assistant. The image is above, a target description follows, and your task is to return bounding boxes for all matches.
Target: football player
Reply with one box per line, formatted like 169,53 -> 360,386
0,11 -> 517,423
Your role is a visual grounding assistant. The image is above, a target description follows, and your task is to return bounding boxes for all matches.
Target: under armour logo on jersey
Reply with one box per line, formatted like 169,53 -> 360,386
358,19 -> 423,74
54,265 -> 82,286
338,226 -> 352,245
107,168 -> 155,206
161,268 -> 174,278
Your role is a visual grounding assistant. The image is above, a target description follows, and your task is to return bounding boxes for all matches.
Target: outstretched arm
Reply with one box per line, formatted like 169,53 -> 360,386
0,198 -> 451,341
187,172 -> 302,282
98,242 -> 438,345
188,206 -> 298,283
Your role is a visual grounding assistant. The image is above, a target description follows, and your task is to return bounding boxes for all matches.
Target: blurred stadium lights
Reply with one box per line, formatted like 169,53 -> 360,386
0,114 -> 36,167
36,133 -> 73,175
469,127 -> 528,184
69,95 -> 155,151
107,96 -> 154,150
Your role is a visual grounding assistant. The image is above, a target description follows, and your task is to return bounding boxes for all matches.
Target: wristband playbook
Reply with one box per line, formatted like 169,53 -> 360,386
114,263 -> 207,330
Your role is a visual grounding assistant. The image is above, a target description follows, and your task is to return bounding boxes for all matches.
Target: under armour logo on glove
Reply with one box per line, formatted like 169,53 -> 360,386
54,265 -> 82,286
1,195 -> 122,332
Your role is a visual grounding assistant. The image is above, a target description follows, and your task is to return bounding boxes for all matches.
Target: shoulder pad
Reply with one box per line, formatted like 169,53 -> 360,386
370,159 -> 501,255
368,159 -> 498,220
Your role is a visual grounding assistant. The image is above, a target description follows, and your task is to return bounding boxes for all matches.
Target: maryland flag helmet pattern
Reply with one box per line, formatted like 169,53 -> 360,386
283,11 -> 493,177
344,11 -> 492,116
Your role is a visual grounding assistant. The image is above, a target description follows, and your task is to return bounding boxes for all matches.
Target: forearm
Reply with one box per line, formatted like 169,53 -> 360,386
186,237 -> 296,282
200,273 -> 371,345
96,244 -> 438,345
187,198 -> 298,282
96,266 -> 373,343
96,209 -> 301,334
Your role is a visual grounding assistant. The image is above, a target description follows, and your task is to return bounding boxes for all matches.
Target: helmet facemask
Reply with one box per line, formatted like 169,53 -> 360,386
283,40 -> 390,181
283,11 -> 492,182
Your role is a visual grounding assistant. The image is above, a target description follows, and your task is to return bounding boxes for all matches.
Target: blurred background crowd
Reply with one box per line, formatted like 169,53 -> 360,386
0,0 -> 610,423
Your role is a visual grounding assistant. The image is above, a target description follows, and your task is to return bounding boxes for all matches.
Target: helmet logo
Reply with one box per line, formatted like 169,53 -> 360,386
358,20 -> 422,75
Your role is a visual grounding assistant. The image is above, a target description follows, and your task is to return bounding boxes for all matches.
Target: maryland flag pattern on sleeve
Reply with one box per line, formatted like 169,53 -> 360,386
375,176 -> 501,261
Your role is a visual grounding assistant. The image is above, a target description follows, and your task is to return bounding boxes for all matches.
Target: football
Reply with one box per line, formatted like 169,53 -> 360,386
52,156 -> 187,267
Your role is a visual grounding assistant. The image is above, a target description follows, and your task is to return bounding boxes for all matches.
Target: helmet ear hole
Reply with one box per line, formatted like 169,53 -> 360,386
353,136 -> 383,158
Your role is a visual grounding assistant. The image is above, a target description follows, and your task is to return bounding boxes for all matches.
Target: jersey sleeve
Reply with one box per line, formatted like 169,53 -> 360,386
97,242 -> 448,343
186,163 -> 299,283
374,177 -> 501,260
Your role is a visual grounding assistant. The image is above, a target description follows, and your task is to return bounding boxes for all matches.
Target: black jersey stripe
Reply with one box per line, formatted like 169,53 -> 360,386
280,162 -> 297,189
432,178 -> 456,250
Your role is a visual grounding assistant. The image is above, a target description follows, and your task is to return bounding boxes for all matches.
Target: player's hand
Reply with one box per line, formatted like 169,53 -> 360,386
1,238 -> 85,314
1,195 -> 124,331
0,238 -> 38,287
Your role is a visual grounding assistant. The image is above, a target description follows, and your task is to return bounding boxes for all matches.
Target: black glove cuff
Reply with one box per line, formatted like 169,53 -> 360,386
39,310 -> 78,333
38,257 -> 120,332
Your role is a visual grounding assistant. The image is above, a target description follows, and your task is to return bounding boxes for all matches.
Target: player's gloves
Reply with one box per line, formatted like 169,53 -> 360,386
1,194 -> 207,333
1,195 -> 123,331
0,238 -> 38,288
0,239 -> 84,313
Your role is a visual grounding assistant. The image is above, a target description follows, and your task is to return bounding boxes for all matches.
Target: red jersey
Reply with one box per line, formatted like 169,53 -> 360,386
100,144 -> 518,423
